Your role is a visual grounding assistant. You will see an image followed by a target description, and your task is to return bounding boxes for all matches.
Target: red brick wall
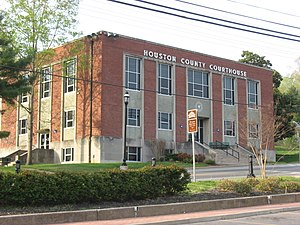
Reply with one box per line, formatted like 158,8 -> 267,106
237,79 -> 247,146
0,104 -> 17,148
144,60 -> 157,140
175,66 -> 187,142
212,73 -> 223,142
99,36 -> 124,137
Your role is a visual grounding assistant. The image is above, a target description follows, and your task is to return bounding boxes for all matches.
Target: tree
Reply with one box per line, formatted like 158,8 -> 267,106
149,139 -> 167,161
0,0 -> 80,164
239,50 -> 297,141
0,23 -> 30,103
279,72 -> 300,122
239,50 -> 283,88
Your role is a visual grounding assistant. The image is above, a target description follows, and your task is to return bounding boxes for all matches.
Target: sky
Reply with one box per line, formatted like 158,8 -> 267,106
78,0 -> 300,76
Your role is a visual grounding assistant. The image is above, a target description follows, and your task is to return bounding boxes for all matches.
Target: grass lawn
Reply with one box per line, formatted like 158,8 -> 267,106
0,161 -> 208,173
275,145 -> 300,163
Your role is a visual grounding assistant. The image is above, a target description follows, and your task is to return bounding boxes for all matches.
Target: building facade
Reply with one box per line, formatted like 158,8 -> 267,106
0,31 -> 275,164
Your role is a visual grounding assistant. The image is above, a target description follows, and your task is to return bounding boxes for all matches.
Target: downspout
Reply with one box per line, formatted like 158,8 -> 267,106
88,33 -> 97,163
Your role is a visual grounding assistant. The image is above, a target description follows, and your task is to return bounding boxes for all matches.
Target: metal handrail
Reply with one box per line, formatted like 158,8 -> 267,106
215,141 -> 240,161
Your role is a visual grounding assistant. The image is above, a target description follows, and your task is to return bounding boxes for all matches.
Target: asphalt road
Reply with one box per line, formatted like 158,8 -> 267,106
191,210 -> 300,225
189,163 -> 300,181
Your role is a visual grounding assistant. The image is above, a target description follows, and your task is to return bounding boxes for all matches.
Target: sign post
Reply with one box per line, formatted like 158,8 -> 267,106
187,109 -> 198,182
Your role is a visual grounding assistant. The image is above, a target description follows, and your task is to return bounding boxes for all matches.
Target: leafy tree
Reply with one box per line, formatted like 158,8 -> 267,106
279,71 -> 300,122
239,50 -> 272,68
0,0 -> 80,164
239,50 -> 296,141
239,50 -> 283,88
0,36 -> 30,104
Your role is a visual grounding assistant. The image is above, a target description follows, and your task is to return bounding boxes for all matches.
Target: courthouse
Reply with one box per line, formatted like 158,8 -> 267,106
0,31 -> 274,164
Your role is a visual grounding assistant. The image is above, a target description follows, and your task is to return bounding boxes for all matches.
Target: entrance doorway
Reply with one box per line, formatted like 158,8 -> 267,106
195,118 -> 204,143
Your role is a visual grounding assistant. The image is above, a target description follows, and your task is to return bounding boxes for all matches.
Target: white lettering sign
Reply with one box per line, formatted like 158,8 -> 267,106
143,49 -> 247,77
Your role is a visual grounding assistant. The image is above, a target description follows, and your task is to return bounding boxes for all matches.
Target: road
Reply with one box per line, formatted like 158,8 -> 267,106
190,209 -> 300,225
189,163 -> 300,181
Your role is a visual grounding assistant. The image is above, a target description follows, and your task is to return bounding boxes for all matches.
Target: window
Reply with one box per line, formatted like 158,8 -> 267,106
188,69 -> 209,98
20,94 -> 28,103
41,67 -> 51,98
125,56 -> 141,90
158,64 -> 172,95
224,120 -> 235,136
18,119 -> 27,135
62,147 -> 74,162
248,80 -> 258,109
223,76 -> 235,105
64,59 -> 76,93
127,146 -> 141,161
158,112 -> 172,130
128,108 -> 140,126
249,123 -> 259,138
64,110 -> 75,128
40,133 -> 49,149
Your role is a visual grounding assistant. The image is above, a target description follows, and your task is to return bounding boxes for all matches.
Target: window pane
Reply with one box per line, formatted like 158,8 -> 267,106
187,69 -> 209,98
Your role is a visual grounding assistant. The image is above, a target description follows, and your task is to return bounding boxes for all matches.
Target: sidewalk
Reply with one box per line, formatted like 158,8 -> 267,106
50,202 -> 300,225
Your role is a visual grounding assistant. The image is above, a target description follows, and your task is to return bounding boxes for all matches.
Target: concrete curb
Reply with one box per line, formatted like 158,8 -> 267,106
1,193 -> 300,225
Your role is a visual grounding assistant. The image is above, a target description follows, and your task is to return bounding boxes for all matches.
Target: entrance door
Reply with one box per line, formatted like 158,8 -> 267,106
195,118 -> 204,143
40,133 -> 49,149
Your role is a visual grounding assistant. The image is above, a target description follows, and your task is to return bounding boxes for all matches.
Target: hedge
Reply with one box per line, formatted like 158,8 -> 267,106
0,165 -> 190,206
217,177 -> 300,195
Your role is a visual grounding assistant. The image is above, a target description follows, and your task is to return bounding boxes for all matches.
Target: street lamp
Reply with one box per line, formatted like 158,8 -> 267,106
121,91 -> 130,169
15,160 -> 21,174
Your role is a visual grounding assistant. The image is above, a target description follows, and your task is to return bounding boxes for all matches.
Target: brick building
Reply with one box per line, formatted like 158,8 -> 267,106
0,31 -> 275,164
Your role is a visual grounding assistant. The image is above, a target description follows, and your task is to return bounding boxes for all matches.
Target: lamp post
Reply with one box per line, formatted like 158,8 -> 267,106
121,91 -> 130,169
15,160 -> 21,174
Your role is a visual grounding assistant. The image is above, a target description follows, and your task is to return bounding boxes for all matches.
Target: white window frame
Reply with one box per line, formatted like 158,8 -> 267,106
41,67 -> 52,98
224,120 -> 235,136
223,76 -> 235,105
127,146 -> 141,162
188,69 -> 209,98
62,147 -> 74,162
249,123 -> 259,139
20,94 -> 28,103
40,133 -> 50,149
64,59 -> 76,93
125,56 -> 141,90
128,108 -> 140,127
158,112 -> 172,130
18,119 -> 27,135
248,80 -> 258,109
158,63 -> 172,95
64,110 -> 75,128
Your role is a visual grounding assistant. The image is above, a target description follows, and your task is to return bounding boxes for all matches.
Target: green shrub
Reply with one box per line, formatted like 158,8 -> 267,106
0,165 -> 190,206
164,153 -> 205,164
204,159 -> 216,165
233,181 -> 253,194
279,181 -> 300,193
255,177 -> 281,193
217,179 -> 236,192
217,179 -> 253,195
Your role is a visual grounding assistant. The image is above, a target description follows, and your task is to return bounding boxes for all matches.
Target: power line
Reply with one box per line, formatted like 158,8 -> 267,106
107,0 -> 300,42
226,0 -> 300,18
133,0 -> 300,39
173,0 -> 300,30
78,3 -> 300,62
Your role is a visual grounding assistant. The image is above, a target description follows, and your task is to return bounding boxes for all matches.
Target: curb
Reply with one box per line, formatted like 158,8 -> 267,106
1,193 -> 300,225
